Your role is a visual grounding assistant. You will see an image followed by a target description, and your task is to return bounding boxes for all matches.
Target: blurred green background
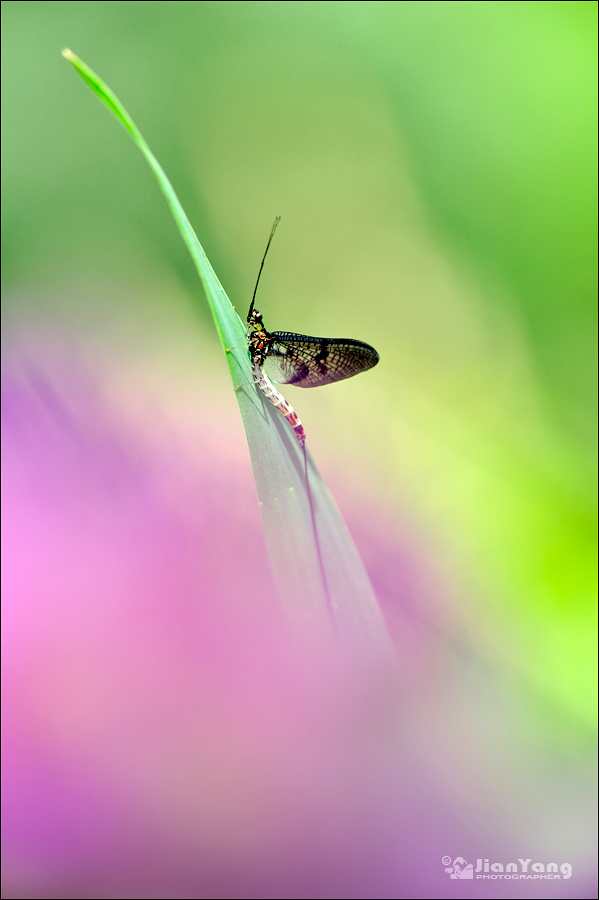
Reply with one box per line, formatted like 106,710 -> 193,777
2,0 -> 596,736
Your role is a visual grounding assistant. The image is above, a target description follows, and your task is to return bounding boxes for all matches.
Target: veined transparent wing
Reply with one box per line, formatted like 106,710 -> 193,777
264,332 -> 379,388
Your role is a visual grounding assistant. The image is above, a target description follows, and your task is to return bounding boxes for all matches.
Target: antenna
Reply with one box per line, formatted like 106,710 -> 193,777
247,216 -> 281,321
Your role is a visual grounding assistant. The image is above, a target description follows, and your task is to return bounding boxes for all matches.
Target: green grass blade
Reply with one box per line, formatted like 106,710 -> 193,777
62,50 -> 392,651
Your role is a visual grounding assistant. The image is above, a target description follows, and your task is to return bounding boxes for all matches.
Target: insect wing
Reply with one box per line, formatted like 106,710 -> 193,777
265,332 -> 379,388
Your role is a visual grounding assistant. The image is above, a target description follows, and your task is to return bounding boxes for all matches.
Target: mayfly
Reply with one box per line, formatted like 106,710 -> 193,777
246,218 -> 379,444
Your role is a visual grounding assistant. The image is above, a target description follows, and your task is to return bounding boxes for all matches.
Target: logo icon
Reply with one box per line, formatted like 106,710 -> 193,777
442,857 -> 474,879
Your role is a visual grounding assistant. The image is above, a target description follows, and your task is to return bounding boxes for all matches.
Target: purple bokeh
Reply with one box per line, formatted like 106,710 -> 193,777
2,343 -> 593,899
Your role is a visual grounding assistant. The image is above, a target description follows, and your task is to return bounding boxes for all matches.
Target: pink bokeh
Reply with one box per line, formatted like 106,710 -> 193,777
2,343 -> 592,899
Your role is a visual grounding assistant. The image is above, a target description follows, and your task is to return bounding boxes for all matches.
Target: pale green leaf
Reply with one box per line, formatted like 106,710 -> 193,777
62,49 -> 393,653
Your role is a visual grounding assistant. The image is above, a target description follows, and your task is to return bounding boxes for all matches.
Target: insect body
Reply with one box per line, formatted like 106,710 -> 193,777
246,219 -> 379,445
246,320 -> 307,444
